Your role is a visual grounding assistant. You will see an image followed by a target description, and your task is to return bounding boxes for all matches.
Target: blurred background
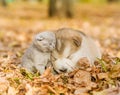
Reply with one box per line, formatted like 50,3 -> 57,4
0,0 -> 120,57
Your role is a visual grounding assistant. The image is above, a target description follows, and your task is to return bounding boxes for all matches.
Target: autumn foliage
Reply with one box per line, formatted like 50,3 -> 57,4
0,2 -> 120,95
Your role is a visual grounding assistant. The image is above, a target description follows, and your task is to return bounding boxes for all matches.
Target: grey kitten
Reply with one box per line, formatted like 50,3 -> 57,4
20,31 -> 56,74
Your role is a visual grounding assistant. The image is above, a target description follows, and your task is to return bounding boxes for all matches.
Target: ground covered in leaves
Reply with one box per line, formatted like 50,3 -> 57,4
0,2 -> 120,95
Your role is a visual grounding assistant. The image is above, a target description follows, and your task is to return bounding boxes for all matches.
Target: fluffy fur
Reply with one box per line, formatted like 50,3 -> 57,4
20,31 -> 56,74
52,28 -> 101,73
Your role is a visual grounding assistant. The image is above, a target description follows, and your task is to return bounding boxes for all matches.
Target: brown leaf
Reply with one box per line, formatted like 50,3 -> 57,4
77,57 -> 91,69
97,73 -> 109,80
73,70 -> 91,87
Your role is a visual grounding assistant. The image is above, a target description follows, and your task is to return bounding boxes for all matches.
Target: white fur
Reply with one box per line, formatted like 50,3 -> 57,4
70,35 -> 101,65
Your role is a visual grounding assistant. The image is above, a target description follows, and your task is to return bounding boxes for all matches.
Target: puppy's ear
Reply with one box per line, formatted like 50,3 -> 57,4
73,36 -> 82,47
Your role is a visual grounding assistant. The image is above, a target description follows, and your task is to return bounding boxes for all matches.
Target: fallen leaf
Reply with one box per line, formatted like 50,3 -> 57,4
97,73 -> 109,80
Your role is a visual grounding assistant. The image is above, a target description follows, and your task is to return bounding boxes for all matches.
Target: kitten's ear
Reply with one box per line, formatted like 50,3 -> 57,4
56,39 -> 62,51
73,36 -> 82,47
36,36 -> 44,41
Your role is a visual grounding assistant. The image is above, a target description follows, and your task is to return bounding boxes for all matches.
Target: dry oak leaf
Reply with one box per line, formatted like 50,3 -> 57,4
97,73 -> 109,80
73,70 -> 91,87
77,57 -> 91,69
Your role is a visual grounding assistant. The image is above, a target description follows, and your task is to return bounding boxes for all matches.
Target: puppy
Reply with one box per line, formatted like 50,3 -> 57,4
20,31 -> 56,74
51,28 -> 101,73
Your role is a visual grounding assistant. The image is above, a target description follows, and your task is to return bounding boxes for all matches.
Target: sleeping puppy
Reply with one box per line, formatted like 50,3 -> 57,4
51,28 -> 101,73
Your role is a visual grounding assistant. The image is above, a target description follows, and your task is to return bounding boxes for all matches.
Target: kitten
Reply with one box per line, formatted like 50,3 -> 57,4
20,31 -> 56,74
52,28 -> 101,73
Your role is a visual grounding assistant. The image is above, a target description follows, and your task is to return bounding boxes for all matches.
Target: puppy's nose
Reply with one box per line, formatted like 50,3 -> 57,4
59,68 -> 67,73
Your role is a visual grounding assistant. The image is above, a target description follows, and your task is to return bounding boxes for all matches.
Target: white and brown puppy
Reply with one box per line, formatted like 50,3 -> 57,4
52,28 -> 101,73
20,31 -> 56,74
